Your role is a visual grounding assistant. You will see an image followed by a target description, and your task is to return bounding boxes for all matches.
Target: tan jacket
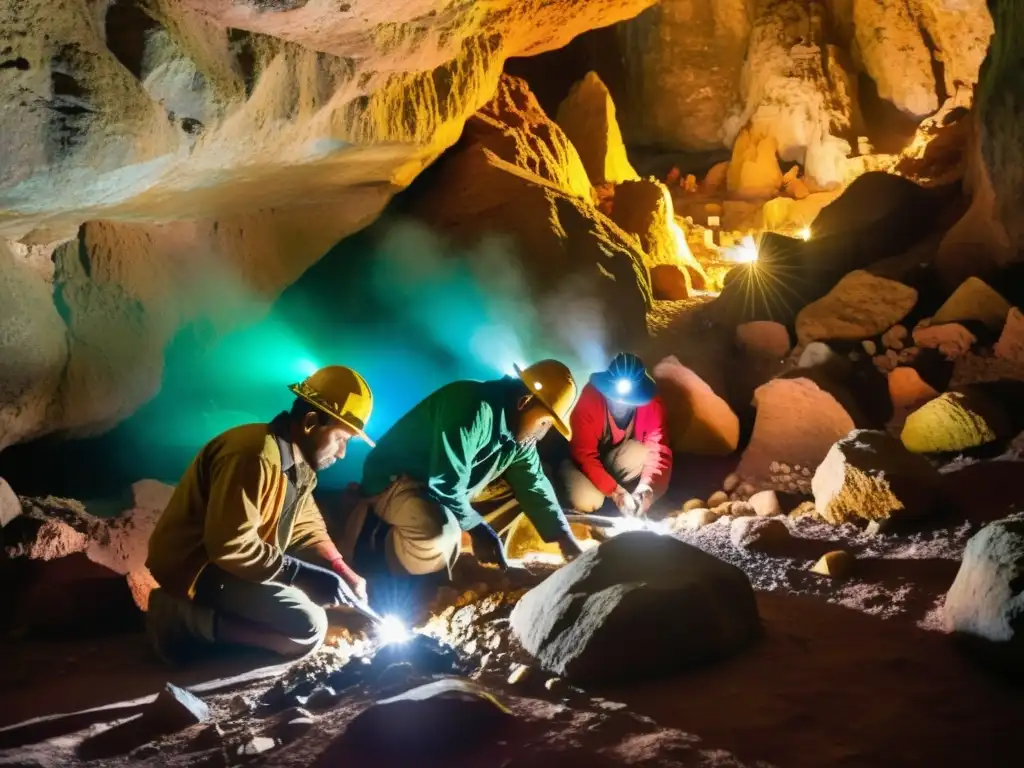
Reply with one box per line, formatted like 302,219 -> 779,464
146,420 -> 331,598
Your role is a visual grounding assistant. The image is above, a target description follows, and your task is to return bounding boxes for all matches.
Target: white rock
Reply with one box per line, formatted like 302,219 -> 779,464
748,490 -> 782,517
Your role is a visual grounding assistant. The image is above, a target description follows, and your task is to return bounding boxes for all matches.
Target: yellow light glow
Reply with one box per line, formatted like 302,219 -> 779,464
725,234 -> 759,264
799,226 -> 812,241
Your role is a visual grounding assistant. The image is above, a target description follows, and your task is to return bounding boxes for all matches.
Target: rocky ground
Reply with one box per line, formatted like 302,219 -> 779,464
2,445 -> 1023,768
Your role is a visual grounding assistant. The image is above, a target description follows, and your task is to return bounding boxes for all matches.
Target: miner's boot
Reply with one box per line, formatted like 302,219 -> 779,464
145,587 -> 216,668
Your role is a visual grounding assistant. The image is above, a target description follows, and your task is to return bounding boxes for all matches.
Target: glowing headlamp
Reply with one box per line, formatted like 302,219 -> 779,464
615,379 -> 633,396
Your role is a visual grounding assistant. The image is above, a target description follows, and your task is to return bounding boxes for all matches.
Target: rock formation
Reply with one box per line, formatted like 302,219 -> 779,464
652,356 -> 740,456
812,429 -> 942,524
509,531 -> 761,684
944,514 -> 1024,677
555,71 -> 639,187
0,0 -> 657,450
795,271 -> 918,347
413,75 -> 652,352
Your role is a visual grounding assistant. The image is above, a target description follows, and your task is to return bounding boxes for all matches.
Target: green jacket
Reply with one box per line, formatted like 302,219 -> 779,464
361,377 -> 571,542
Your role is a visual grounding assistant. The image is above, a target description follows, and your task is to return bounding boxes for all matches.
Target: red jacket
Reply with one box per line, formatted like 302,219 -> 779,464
568,382 -> 672,498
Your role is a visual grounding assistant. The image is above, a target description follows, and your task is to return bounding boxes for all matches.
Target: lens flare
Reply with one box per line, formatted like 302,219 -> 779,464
615,379 -> 633,396
726,235 -> 759,264
296,358 -> 320,377
377,614 -> 412,646
798,226 -> 812,241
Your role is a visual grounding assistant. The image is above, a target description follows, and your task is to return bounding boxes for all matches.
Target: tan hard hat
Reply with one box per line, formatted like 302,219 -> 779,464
288,365 -> 375,447
514,359 -> 578,440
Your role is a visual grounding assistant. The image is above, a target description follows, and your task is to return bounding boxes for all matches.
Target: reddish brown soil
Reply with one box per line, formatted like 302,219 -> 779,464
1,458 -> 1023,767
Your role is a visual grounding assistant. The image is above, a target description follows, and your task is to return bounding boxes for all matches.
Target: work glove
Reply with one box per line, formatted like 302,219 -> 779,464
280,555 -> 358,608
611,485 -> 638,517
468,522 -> 509,570
632,484 -> 654,517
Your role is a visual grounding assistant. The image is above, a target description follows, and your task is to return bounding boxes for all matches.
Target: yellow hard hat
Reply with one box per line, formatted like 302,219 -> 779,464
514,359 -> 578,440
288,365 -> 375,447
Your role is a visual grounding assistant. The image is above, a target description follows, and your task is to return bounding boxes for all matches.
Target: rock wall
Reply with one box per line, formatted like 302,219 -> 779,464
612,0 -> 992,160
0,0 -> 656,449
616,0 -> 755,151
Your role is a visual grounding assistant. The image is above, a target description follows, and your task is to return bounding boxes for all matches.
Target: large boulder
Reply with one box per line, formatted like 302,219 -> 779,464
900,383 -> 1024,453
555,71 -> 639,187
795,271 -> 918,347
944,515 -> 1024,678
812,430 -> 942,525
736,377 -> 855,490
609,179 -> 708,290
509,531 -> 761,684
415,76 -> 652,351
0,477 -> 19,528
736,321 -> 791,359
652,356 -> 740,455
931,277 -> 1012,331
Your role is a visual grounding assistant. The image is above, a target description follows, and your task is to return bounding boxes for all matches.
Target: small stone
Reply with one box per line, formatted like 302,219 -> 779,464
994,307 -> 1024,362
277,707 -> 316,741
881,325 -> 908,351
862,339 -> 878,355
712,502 -> 733,517
146,683 -> 211,733
748,490 -> 782,517
191,722 -> 226,750
736,320 -> 792,358
682,498 -> 706,513
228,695 -> 252,716
237,736 -> 277,756
730,501 -> 756,518
130,744 -> 160,760
865,519 -> 890,536
708,490 -> 730,508
723,473 -> 740,493
678,508 -> 718,530
778,463 -> 791,474
801,467 -> 811,477
731,517 -> 791,551
811,550 -> 854,579
737,482 -> 756,498
769,461 -> 781,473
544,677 -> 563,692
789,501 -> 818,520
508,663 -> 532,685
913,323 -> 976,360
304,685 -> 339,710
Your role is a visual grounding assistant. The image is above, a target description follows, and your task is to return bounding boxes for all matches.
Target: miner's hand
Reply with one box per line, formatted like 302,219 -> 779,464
611,485 -> 638,517
468,522 -> 509,570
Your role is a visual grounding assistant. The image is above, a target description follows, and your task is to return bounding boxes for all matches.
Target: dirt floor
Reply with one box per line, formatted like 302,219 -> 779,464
2,451 -> 1023,768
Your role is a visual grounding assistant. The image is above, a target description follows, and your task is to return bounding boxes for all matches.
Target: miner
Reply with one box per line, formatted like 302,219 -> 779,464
144,366 -> 374,666
337,359 -> 585,580
559,353 -> 672,517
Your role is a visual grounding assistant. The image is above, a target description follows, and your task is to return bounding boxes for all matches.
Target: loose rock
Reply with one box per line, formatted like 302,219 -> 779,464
146,683 -> 211,734
510,532 -> 761,684
238,736 -> 276,756
811,550 -> 854,579
736,378 -> 855,487
749,490 -> 782,517
944,515 -> 1024,677
881,325 -> 909,351
730,501 -> 756,518
901,388 -> 1013,453
723,473 -> 740,493
887,367 -> 940,431
913,323 -> 977,360
813,430 -> 943,524
337,680 -> 512,759
676,508 -> 718,531
653,356 -> 740,455
707,491 -> 730,508
795,271 -> 918,346
730,517 -> 791,551
682,498 -> 706,513
736,321 -> 791,358
507,664 -> 532,685
932,277 -> 1011,331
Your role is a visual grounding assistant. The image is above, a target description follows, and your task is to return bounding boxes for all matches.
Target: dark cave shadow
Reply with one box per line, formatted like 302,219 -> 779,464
0,633 -> 288,745
593,592 -> 1024,768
